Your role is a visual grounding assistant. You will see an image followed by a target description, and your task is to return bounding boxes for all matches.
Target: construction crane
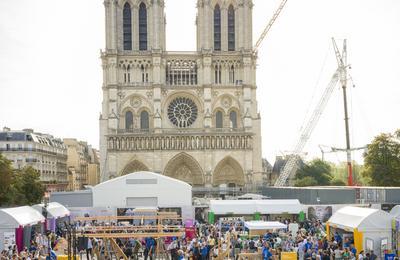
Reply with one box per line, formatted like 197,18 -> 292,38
253,0 -> 288,53
319,145 -> 367,162
274,38 -> 349,187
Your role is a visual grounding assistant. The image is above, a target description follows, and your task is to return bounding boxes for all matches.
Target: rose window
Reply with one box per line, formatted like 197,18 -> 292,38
167,97 -> 198,127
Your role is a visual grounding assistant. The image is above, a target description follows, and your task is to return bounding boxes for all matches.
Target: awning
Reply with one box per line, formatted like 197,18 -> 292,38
327,206 -> 392,232
209,199 -> 301,215
32,202 -> 70,219
244,221 -> 287,230
0,206 -> 45,229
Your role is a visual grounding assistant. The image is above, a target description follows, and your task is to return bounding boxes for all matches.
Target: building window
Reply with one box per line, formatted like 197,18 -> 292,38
228,5 -> 235,51
139,2 -> 147,51
214,65 -> 221,84
166,60 -> 197,85
140,111 -> 149,129
214,4 -> 221,51
123,2 -> 132,50
216,111 -> 223,128
167,97 -> 198,128
229,65 -> 235,84
124,64 -> 131,83
140,65 -> 148,83
125,111 -> 133,130
230,111 -> 238,128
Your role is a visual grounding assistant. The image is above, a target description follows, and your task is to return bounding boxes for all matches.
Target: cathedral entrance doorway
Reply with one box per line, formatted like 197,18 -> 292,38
121,160 -> 149,176
213,157 -> 245,186
163,153 -> 204,186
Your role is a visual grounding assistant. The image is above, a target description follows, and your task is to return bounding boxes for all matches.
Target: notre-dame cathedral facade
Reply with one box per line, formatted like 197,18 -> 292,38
100,0 -> 263,188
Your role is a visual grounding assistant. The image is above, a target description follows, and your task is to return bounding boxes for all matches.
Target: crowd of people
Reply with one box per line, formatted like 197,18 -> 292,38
0,232 -> 60,260
1,217 -> 397,259
76,217 -> 393,259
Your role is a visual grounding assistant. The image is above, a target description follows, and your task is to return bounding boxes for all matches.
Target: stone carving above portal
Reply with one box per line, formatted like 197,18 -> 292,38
130,96 -> 142,108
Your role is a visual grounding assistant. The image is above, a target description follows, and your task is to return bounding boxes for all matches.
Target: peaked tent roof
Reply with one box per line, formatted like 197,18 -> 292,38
327,206 -> 392,232
0,206 -> 45,229
32,202 -> 70,219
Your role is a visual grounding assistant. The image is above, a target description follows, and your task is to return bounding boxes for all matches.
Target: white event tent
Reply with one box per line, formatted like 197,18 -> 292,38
32,202 -> 70,232
209,199 -> 301,215
244,221 -> 287,236
0,206 -> 45,251
244,221 -> 287,230
327,206 -> 392,255
92,171 -> 193,220
390,205 -> 400,218
32,202 -> 70,219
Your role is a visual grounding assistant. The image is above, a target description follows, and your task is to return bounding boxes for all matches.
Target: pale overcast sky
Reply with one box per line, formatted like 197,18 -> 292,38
0,0 -> 399,165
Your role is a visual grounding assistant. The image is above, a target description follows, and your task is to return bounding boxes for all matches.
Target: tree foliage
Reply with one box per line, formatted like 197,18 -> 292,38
295,159 -> 333,186
0,154 -> 45,206
331,162 -> 368,186
0,154 -> 14,205
330,178 -> 346,186
362,130 -> 400,186
12,167 -> 45,205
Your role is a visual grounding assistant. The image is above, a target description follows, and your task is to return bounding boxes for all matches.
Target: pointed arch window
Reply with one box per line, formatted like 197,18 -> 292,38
125,111 -> 133,130
214,4 -> 221,51
123,3 -> 132,50
140,110 -> 149,130
214,65 -> 221,84
139,2 -> 147,51
229,111 -> 238,129
228,5 -> 235,51
216,111 -> 223,128
123,64 -> 131,83
229,65 -> 235,84
141,65 -> 148,83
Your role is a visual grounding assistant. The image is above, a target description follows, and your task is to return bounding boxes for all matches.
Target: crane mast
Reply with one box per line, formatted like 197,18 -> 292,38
332,39 -> 354,186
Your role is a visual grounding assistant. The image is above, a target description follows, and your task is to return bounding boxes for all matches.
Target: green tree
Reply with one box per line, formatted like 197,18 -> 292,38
331,162 -> 368,186
362,131 -> 400,186
295,159 -> 333,186
0,154 -> 14,206
295,176 -> 318,187
330,178 -> 346,186
10,166 -> 45,205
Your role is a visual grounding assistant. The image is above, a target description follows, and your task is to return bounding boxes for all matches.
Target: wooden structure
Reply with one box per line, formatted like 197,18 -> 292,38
75,211 -> 185,259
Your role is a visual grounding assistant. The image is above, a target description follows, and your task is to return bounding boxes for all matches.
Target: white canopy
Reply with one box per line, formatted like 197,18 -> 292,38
210,199 -> 301,215
0,206 -> 45,229
390,205 -> 400,218
327,206 -> 392,232
245,221 -> 287,230
32,202 -> 70,219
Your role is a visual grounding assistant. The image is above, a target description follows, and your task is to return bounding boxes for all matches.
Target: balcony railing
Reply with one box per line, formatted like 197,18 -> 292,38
119,81 -> 153,87
116,127 -> 246,135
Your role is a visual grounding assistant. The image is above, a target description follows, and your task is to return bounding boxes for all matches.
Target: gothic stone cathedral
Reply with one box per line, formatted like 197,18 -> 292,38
100,0 -> 263,188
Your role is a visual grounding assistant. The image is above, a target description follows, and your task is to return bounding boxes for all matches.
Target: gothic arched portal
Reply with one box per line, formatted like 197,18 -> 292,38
121,160 -> 149,176
163,153 -> 204,186
213,156 -> 245,186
